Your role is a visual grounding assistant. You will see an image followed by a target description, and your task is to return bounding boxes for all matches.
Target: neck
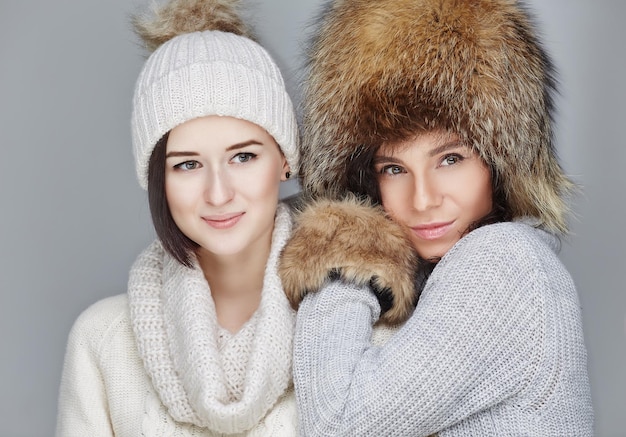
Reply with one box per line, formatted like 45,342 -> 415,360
197,231 -> 273,333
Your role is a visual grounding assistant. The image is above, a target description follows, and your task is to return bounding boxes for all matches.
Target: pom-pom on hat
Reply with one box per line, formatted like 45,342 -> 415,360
300,0 -> 573,233
131,0 -> 298,190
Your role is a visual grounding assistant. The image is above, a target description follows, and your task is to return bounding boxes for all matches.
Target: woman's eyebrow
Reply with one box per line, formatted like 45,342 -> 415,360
165,140 -> 264,158
225,139 -> 264,151
374,139 -> 464,163
429,140 -> 465,157
372,154 -> 402,164
165,150 -> 198,158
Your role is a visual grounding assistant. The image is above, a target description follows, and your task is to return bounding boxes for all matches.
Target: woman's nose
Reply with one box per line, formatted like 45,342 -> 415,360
412,173 -> 441,212
204,170 -> 234,206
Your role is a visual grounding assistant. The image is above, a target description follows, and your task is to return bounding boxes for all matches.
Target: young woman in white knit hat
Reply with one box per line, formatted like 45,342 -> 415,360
56,0 -> 299,435
279,0 -> 594,435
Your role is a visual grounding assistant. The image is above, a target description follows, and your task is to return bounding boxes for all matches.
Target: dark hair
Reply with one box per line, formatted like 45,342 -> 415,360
345,144 -> 381,202
147,133 -> 198,267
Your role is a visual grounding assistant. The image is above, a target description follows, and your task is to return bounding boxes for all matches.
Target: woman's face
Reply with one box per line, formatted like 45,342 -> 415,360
165,115 -> 289,259
374,131 -> 493,260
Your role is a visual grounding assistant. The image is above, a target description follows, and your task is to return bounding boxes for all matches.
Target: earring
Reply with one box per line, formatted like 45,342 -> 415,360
285,171 -> 291,179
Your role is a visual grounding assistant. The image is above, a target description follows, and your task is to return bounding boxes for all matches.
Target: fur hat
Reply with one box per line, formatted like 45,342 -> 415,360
300,0 -> 573,233
131,0 -> 298,190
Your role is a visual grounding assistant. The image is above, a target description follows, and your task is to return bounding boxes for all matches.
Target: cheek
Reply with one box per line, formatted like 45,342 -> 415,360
165,175 -> 197,213
462,168 -> 493,217
164,178 -> 176,209
379,181 -> 410,222
237,161 -> 283,200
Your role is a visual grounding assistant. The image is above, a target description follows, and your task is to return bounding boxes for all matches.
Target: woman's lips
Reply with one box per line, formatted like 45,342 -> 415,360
410,221 -> 454,240
202,212 -> 244,229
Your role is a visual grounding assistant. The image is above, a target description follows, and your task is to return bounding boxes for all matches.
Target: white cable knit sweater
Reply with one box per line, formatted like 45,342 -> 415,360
293,221 -> 594,436
56,204 -> 297,437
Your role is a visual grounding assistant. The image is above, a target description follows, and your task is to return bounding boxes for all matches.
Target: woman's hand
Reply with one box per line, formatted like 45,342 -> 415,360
279,195 -> 419,325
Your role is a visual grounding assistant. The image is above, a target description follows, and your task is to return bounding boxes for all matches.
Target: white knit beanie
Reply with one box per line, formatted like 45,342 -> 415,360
131,21 -> 298,190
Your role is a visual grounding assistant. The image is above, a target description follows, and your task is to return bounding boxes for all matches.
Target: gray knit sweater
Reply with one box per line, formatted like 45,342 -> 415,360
293,222 -> 593,436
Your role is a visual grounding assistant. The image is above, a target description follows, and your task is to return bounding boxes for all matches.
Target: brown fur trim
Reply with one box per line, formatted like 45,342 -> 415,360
300,0 -> 573,233
133,0 -> 252,52
279,195 -> 418,325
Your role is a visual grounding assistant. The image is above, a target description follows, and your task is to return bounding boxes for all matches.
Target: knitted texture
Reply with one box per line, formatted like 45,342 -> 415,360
293,222 -> 593,436
128,203 -> 294,433
55,297 -> 298,437
131,30 -> 299,190
56,204 -> 297,436
216,313 -> 259,402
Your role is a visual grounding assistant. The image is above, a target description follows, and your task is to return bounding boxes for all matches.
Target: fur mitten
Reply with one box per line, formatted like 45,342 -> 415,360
279,195 -> 418,325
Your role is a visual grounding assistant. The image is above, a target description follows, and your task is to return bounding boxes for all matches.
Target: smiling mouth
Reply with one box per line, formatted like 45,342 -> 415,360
202,213 -> 244,229
411,222 -> 454,240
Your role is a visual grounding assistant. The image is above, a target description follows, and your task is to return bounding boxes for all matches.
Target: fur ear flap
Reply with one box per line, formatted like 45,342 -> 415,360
279,195 -> 419,325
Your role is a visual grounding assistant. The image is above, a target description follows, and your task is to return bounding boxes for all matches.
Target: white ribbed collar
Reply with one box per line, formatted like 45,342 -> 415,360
128,204 -> 295,433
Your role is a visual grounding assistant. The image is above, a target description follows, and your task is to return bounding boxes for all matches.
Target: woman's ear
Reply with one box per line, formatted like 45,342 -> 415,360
280,157 -> 291,181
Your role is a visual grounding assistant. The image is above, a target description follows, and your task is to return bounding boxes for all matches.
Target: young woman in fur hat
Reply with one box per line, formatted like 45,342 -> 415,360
279,0 -> 594,435
56,0 -> 300,435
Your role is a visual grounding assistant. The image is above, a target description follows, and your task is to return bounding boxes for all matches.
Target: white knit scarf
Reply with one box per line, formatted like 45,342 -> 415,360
128,204 -> 295,434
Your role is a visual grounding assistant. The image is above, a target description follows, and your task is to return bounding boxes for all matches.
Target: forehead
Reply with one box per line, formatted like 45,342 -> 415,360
378,130 -> 461,155
167,115 -> 275,149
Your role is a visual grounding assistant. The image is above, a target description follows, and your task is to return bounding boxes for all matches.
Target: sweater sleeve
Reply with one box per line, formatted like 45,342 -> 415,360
55,296 -> 127,437
293,224 -> 546,436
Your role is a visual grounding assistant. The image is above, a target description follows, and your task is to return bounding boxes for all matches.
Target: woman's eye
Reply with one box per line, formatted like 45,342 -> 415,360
174,160 -> 200,170
378,164 -> 404,175
376,164 -> 406,176
441,154 -> 463,166
233,152 -> 256,163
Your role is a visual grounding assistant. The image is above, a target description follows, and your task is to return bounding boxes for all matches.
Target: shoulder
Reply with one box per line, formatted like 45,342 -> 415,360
67,294 -> 130,353
73,294 -> 128,329
432,221 -> 571,297
421,223 -> 575,333
447,221 -> 561,267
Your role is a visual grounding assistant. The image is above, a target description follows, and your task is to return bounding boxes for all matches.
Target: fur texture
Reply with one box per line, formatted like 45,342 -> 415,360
300,0 -> 573,233
279,195 -> 418,325
133,0 -> 252,52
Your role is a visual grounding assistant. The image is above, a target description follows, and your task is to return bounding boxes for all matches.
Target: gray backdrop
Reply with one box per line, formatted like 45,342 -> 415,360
1,0 -> 624,436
